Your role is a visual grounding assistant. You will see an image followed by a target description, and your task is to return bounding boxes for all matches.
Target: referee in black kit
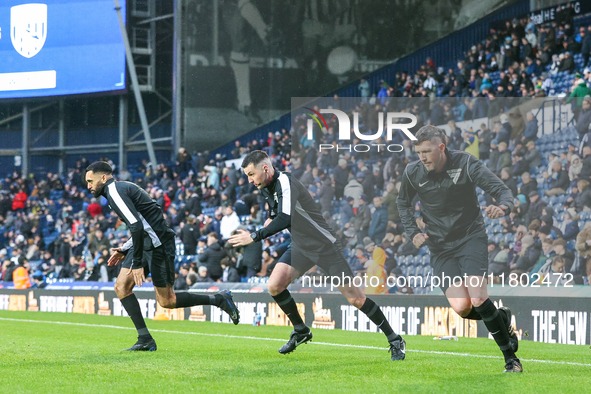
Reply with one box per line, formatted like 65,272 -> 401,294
396,126 -> 522,373
85,161 -> 240,351
228,150 -> 406,360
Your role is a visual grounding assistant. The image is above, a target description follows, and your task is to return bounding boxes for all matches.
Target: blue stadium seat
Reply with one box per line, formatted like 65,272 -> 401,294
203,207 -> 216,216
28,260 -> 43,270
398,256 -> 408,267
502,233 -> 514,244
419,246 -> 429,256
174,255 -> 197,271
415,266 -> 427,277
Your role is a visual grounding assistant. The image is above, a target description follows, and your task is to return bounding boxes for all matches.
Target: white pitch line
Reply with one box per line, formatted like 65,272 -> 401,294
1,317 -> 590,368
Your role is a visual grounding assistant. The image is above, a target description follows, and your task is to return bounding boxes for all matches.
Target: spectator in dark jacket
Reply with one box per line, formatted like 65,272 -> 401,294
495,142 -> 512,175
499,114 -> 512,143
473,98 -> 488,119
500,168 -> 518,197
360,172 -> 375,202
511,235 -> 541,272
575,96 -> 591,138
194,266 -> 213,283
559,51 -> 575,73
574,179 -> 591,212
545,160 -> 570,196
340,197 -> 355,226
333,159 -> 349,199
368,196 -> 388,244
174,265 -> 190,290
512,153 -> 529,177
526,191 -> 547,226
524,141 -> 542,169
579,146 -> 591,180
180,215 -> 199,255
477,123 -> 493,160
87,230 -> 111,256
496,124 -> 511,145
354,195 -> 371,240
1,259 -> 16,282
397,234 -> 418,256
220,257 -> 240,282
382,183 -> 400,222
552,238 -> 575,272
488,139 -> 500,172
184,188 -> 202,217
348,246 -> 367,272
523,112 -> 538,142
582,28 -> 591,66
317,177 -> 334,215
560,209 -> 580,242
519,172 -> 538,198
489,242 -> 510,277
197,233 -> 225,281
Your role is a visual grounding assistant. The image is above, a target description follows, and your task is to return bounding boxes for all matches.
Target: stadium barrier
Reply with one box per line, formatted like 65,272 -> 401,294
0,286 -> 589,346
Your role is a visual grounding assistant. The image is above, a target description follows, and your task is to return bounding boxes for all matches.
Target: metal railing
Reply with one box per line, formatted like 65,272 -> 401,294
533,98 -> 575,135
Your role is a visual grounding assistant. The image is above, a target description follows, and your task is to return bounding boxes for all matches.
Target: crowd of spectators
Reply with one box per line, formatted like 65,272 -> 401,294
365,9 -> 591,103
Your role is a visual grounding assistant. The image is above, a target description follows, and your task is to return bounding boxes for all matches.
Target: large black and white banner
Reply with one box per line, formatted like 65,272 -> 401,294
180,0 -> 511,152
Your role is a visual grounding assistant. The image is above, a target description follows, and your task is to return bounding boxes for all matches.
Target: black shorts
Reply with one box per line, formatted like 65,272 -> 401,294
429,231 -> 488,293
278,240 -> 354,278
122,238 -> 176,288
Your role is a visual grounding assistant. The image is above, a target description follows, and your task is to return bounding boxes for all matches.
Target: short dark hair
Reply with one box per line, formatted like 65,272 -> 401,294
86,161 -> 113,175
208,232 -> 218,241
552,255 -> 565,265
412,125 -> 447,146
241,150 -> 269,169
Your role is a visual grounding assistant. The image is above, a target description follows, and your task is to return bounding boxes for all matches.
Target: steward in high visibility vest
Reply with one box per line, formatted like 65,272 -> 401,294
13,260 -> 31,289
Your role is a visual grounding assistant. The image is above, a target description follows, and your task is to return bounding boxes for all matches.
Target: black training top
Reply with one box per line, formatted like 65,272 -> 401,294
253,170 -> 337,252
100,178 -> 176,267
397,148 -> 514,250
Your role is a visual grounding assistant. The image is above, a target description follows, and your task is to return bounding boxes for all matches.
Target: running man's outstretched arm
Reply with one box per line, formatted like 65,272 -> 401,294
396,168 -> 421,241
228,175 -> 297,246
467,155 -> 514,218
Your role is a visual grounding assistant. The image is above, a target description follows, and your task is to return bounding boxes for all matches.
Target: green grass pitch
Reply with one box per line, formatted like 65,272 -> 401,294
0,310 -> 589,393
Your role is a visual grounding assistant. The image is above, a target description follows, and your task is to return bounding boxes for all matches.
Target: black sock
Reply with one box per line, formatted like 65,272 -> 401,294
475,299 -> 515,362
175,292 -> 218,308
272,289 -> 307,332
360,298 -> 399,342
463,307 -> 482,320
121,294 -> 151,340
